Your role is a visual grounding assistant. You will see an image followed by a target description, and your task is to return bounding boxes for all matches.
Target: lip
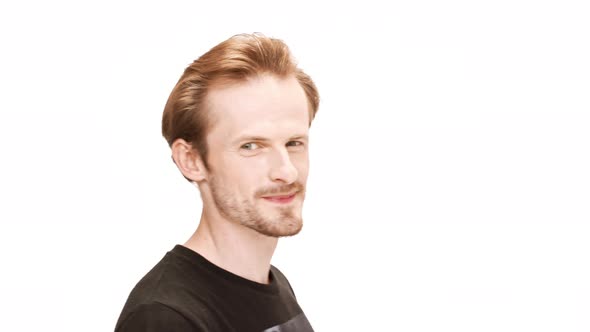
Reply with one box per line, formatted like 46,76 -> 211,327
262,192 -> 297,203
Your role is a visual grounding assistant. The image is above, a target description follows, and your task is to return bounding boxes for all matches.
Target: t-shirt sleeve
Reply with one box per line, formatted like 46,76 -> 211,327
117,302 -> 203,332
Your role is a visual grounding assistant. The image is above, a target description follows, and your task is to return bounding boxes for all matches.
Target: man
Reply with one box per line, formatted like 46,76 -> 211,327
115,33 -> 319,332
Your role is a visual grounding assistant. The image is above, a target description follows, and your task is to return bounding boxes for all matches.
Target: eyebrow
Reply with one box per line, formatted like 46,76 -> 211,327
232,134 -> 308,145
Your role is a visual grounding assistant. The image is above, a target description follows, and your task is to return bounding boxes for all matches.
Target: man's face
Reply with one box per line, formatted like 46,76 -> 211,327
202,74 -> 310,237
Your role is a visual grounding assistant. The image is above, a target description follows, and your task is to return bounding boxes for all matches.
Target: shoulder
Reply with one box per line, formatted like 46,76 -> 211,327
116,302 -> 206,332
116,250 -> 215,331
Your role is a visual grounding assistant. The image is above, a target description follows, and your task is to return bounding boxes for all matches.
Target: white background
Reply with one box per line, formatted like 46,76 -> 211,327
1,1 -> 589,331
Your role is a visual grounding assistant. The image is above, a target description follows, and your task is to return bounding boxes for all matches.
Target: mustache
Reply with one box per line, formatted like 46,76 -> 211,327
257,182 -> 305,196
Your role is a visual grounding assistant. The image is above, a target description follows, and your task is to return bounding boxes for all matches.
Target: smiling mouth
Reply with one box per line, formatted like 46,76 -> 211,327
261,192 -> 297,204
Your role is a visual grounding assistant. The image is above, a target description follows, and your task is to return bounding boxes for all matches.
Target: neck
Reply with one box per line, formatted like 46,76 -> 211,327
183,209 -> 278,284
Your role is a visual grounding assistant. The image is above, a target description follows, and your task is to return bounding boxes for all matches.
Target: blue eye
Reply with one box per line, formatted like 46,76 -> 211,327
241,142 -> 260,150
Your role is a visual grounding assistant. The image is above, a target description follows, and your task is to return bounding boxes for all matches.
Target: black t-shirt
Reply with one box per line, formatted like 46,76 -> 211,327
115,245 -> 314,332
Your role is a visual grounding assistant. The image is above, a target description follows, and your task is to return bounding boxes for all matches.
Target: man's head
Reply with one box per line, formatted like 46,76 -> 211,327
161,33 -> 319,237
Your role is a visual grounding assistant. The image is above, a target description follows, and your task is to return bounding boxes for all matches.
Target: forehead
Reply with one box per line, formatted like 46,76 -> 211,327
206,75 -> 310,142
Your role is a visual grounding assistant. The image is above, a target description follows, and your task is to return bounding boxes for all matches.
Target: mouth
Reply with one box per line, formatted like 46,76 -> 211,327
261,192 -> 297,204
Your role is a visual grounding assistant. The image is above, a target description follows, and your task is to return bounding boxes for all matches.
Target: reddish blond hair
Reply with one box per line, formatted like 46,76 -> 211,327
162,33 -> 320,173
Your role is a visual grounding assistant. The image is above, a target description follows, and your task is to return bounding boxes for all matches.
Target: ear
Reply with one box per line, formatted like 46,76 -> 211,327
171,138 -> 208,183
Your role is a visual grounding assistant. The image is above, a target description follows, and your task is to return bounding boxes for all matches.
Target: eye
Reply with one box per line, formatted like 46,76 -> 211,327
241,142 -> 260,150
287,141 -> 304,148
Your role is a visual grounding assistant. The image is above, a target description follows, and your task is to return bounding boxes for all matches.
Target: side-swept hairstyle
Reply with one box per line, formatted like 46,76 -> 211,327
161,33 -> 320,176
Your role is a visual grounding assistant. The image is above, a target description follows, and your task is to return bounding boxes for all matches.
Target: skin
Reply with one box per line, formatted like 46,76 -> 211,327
171,74 -> 310,284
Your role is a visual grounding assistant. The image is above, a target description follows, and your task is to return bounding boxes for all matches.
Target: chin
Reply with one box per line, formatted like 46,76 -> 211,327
277,222 -> 303,238
251,217 -> 303,238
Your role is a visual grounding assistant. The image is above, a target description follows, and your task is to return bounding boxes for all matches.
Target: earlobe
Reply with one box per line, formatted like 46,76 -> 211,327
171,139 -> 207,182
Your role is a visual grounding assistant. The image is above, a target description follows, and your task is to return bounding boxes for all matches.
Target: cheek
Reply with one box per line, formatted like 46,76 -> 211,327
294,154 -> 310,177
231,167 -> 264,197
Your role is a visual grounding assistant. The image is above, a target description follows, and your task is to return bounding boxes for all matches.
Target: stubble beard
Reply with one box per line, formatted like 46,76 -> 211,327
208,175 -> 305,237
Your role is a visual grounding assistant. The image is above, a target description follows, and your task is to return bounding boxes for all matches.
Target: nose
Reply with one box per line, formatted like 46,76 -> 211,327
269,149 -> 298,184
